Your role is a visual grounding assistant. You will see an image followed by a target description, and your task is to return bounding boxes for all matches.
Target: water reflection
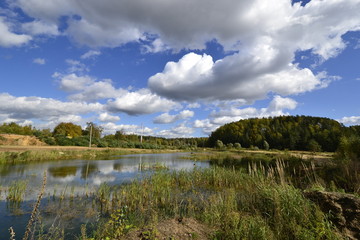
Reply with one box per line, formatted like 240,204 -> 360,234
49,166 -> 78,178
81,163 -> 99,179
0,153 -> 209,239
0,153 -> 209,201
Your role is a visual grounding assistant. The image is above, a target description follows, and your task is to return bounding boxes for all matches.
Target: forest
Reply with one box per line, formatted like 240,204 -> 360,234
208,115 -> 360,152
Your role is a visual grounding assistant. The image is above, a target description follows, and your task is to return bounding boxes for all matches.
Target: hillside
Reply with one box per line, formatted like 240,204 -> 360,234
0,134 -> 46,146
208,116 -> 344,152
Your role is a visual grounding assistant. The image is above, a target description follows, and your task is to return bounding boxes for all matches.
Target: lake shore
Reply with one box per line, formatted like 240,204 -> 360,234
0,145 -> 182,163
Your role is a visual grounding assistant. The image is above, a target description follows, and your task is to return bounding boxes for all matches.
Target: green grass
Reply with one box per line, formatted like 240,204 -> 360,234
0,148 -> 177,164
89,167 -> 340,240
6,180 -> 28,203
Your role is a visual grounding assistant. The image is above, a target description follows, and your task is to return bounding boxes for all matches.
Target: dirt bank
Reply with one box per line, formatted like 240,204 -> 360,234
0,134 -> 46,147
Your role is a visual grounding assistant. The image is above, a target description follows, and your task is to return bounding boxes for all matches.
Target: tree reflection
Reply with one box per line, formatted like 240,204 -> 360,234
81,162 -> 98,179
48,166 -> 78,178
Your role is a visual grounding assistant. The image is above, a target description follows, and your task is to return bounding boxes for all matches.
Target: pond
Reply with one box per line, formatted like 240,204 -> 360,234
0,152 -> 209,239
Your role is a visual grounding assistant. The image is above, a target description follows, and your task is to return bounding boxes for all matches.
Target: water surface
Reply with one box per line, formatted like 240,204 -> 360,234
0,152 -> 209,238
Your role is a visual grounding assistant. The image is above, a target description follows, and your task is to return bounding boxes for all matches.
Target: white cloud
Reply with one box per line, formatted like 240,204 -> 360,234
0,17 -> 32,47
54,72 -> 126,101
81,50 -> 101,59
267,95 -> 298,113
55,73 -> 94,92
99,113 -> 120,122
194,96 -> 297,135
187,103 -> 201,109
148,52 -> 329,102
106,89 -> 180,115
0,93 -> 103,127
338,116 -> 360,126
153,110 -> 194,124
156,123 -> 194,138
101,122 -> 153,135
65,59 -> 89,73
22,20 -> 59,36
193,119 -> 219,135
33,58 -> 46,65
7,0 -> 360,105
142,38 -> 170,53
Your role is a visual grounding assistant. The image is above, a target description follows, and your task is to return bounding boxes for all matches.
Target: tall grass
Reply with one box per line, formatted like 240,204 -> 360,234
0,148 -> 179,164
23,171 -> 47,240
6,180 -> 28,204
90,166 -> 340,239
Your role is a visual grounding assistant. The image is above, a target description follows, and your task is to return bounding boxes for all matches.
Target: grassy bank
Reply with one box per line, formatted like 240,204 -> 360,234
0,147 -> 180,164
84,167 -> 340,239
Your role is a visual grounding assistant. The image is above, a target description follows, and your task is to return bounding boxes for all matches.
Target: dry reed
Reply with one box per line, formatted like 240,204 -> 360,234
22,171 -> 47,240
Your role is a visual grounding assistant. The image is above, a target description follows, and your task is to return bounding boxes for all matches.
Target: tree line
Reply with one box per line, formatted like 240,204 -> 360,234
207,115 -> 359,152
2,116 -> 360,152
0,122 -> 207,149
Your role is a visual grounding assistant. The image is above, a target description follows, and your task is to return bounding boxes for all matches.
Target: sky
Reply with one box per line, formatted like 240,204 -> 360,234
0,0 -> 360,138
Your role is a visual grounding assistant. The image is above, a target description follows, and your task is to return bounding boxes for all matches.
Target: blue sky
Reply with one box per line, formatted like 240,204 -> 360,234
0,0 -> 360,138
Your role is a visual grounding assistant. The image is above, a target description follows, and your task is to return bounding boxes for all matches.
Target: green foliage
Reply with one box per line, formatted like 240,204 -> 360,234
215,140 -> 224,149
234,142 -> 242,149
0,122 -> 34,135
263,140 -> 270,150
208,116 -> 344,152
336,135 -> 360,162
53,122 -> 82,138
307,139 -> 322,152
101,206 -> 133,238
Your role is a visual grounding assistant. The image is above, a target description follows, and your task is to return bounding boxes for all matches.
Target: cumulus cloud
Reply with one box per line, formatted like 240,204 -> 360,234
0,93 -> 103,126
99,113 -> 120,122
338,116 -> 360,126
54,72 -> 126,101
194,96 -> 297,134
0,17 -> 32,47
81,50 -> 101,59
153,110 -> 194,124
148,51 -> 330,102
33,58 -> 46,65
8,0 -> 360,104
54,73 -> 94,92
12,0 -> 360,53
54,72 -> 180,114
156,123 -> 194,138
106,89 -> 180,115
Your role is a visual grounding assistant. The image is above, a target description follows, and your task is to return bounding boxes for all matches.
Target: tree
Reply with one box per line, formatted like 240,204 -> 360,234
307,139 -> 322,152
53,122 -> 82,138
263,140 -> 270,150
84,122 -> 103,139
227,143 -> 234,149
115,130 -> 126,140
215,140 -> 224,149
234,143 -> 241,149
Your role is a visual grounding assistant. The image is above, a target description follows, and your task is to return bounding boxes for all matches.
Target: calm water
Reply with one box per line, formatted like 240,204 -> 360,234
0,152 -> 209,238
